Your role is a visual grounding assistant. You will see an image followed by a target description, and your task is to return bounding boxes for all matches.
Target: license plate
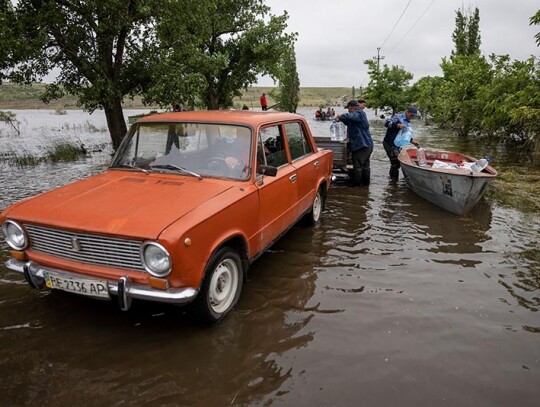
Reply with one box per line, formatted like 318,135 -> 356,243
43,271 -> 110,299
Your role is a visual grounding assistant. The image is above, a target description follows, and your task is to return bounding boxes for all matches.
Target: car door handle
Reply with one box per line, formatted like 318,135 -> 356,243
289,174 -> 297,182
314,161 -> 320,168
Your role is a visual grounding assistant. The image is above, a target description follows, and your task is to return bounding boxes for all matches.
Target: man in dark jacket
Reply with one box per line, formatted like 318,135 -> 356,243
383,106 -> 420,178
336,99 -> 374,186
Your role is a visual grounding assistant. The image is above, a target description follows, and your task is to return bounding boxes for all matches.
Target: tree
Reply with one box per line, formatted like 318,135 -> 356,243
451,7 -> 481,57
438,54 -> 491,136
408,76 -> 444,124
9,0 -> 159,150
479,55 -> 540,149
362,59 -> 413,115
146,0 -> 297,110
0,0 -> 16,84
269,45 -> 300,113
438,7 -> 488,136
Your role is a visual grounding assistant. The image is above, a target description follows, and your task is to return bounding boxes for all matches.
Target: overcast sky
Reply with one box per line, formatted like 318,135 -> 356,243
257,0 -> 539,87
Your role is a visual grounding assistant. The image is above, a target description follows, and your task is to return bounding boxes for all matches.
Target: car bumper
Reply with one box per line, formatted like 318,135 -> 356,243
5,258 -> 198,310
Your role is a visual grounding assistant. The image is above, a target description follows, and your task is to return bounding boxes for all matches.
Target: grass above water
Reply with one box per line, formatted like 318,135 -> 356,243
2,139 -> 88,168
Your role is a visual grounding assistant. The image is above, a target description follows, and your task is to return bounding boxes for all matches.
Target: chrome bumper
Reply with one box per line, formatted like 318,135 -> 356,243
5,259 -> 198,310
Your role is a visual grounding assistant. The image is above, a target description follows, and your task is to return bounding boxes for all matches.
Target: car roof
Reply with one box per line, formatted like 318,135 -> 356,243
135,110 -> 303,127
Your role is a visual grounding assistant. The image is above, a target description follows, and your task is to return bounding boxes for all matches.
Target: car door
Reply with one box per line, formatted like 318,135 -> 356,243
284,121 -> 318,217
255,124 -> 298,250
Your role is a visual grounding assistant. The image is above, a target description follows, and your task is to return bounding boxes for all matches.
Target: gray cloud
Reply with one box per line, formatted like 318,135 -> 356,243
259,0 -> 539,87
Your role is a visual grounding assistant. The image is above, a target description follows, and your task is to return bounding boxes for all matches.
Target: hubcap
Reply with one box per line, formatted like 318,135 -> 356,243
209,258 -> 239,313
313,193 -> 322,222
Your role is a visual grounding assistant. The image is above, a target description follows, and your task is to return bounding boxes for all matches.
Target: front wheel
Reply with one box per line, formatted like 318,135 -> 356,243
302,187 -> 324,226
192,246 -> 244,324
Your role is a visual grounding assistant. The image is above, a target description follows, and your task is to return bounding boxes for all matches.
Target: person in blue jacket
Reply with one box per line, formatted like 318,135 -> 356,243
383,106 -> 420,178
335,99 -> 374,186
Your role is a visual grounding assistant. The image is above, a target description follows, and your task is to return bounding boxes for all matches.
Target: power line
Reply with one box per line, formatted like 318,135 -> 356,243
389,0 -> 437,51
379,0 -> 413,50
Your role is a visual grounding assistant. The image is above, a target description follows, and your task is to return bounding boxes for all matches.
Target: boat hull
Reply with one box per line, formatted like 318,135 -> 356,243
398,149 -> 497,216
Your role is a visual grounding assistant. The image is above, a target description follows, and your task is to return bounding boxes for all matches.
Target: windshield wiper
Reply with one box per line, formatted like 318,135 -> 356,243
150,164 -> 203,180
114,163 -> 149,174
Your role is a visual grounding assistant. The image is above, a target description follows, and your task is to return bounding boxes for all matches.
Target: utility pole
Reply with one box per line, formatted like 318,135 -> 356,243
373,47 -> 385,75
372,47 -> 385,116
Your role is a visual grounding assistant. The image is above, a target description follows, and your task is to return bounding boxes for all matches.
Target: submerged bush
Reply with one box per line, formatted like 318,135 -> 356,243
0,139 -> 89,167
12,152 -> 42,167
46,141 -> 87,162
0,111 -> 21,135
1,146 -> 43,168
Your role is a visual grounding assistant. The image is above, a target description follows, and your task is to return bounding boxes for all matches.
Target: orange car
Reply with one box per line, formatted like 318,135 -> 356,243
1,111 -> 334,323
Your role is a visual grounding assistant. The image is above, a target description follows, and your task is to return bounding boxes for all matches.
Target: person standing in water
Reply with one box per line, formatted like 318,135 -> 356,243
335,99 -> 374,186
383,106 -> 420,179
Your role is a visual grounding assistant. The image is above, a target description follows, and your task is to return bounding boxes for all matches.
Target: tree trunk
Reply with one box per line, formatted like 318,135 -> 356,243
207,93 -> 219,110
206,84 -> 219,110
103,99 -> 128,151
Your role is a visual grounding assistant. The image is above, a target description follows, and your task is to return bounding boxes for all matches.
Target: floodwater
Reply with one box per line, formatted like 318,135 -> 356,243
0,108 -> 539,406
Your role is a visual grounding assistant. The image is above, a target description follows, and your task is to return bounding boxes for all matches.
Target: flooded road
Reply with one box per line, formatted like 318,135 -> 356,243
1,108 -> 539,406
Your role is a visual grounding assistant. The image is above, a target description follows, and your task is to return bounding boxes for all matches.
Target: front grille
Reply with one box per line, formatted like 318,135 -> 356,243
24,224 -> 145,272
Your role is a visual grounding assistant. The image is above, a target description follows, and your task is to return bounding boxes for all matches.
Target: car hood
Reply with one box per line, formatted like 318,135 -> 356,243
3,171 -> 235,239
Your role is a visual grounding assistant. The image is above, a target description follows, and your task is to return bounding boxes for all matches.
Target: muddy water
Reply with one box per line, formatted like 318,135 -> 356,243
0,109 -> 539,406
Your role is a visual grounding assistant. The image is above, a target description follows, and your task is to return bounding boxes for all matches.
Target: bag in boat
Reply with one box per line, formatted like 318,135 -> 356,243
394,127 -> 413,147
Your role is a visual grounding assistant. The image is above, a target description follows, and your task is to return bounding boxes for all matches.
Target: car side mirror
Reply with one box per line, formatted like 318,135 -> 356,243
257,165 -> 278,177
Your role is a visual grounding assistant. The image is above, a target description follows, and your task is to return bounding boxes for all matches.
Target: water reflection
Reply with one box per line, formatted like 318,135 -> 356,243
0,260 -> 316,405
401,189 -> 493,255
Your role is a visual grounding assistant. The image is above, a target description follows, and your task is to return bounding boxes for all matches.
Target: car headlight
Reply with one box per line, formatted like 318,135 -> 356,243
2,220 -> 28,250
141,242 -> 172,277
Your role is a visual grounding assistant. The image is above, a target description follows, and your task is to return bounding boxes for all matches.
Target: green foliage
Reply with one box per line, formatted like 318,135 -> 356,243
1,139 -> 87,167
509,106 -> 540,151
408,76 -> 444,123
0,0 -> 15,83
11,151 -> 42,168
478,55 -> 540,146
269,46 -> 300,113
433,6 -> 539,149
451,7 -> 481,57
437,54 -> 492,136
0,110 -> 20,134
362,59 -> 414,115
146,0 -> 297,110
46,140 -> 87,163
531,10 -> 540,46
9,0 -> 160,150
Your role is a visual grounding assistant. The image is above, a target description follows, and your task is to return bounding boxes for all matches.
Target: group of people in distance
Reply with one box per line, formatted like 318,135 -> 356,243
334,99 -> 420,186
315,107 -> 336,121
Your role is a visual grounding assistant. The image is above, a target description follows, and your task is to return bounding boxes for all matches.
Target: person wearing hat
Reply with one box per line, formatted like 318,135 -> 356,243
335,99 -> 374,186
382,106 -> 420,179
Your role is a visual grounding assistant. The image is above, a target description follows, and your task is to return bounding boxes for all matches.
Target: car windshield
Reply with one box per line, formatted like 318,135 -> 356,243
111,122 -> 253,180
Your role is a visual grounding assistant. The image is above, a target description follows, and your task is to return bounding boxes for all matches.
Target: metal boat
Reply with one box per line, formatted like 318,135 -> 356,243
398,148 -> 497,215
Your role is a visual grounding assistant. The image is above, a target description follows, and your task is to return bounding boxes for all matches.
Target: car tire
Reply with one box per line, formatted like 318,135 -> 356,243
192,246 -> 244,324
302,187 -> 324,226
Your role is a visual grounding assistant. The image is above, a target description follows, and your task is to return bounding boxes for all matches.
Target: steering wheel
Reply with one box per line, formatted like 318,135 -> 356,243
206,157 -> 228,171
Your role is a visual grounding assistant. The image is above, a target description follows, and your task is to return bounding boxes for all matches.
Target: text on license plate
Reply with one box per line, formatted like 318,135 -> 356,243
44,272 -> 110,299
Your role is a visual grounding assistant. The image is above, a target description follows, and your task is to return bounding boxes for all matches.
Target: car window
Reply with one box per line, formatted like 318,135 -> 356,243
259,125 -> 288,168
285,122 -> 313,161
112,122 -> 252,180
